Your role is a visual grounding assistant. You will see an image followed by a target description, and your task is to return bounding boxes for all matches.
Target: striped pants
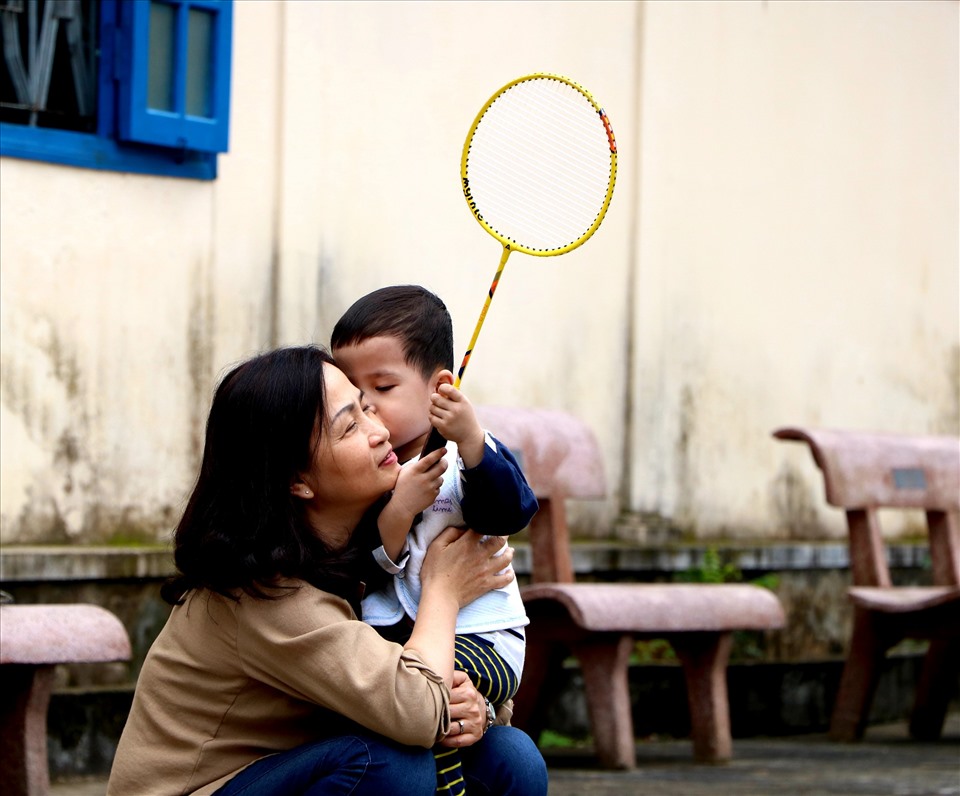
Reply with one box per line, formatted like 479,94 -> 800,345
435,634 -> 520,796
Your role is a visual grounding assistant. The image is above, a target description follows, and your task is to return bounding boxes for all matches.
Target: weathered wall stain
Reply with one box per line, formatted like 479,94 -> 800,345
1,315 -> 95,541
770,461 -> 822,540
673,384 -> 697,532
939,343 -> 960,434
187,256 -> 215,467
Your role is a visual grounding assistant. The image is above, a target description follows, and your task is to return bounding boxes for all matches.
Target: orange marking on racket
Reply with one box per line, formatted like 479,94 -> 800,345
457,351 -> 472,383
600,110 -> 617,153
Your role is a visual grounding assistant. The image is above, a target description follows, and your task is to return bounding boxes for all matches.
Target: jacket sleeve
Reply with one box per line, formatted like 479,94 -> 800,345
459,433 -> 539,536
235,584 -> 450,748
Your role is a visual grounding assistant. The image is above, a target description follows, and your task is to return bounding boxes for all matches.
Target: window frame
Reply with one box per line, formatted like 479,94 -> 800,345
118,0 -> 232,153
0,0 -> 232,180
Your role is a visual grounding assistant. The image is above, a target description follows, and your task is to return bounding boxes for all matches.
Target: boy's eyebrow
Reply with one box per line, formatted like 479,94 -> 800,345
330,390 -> 365,425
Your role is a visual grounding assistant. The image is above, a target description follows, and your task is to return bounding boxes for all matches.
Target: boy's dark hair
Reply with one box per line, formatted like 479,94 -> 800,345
331,285 -> 454,378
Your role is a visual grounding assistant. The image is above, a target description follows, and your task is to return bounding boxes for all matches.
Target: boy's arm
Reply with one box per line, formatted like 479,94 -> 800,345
376,499 -> 416,564
459,434 -> 539,536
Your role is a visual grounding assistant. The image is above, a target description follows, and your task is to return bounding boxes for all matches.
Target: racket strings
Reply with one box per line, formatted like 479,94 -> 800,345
465,78 -> 613,252
469,114 -> 607,246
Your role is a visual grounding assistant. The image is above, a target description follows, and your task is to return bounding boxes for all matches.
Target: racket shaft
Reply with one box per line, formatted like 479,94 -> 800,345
420,247 -> 511,459
455,246 -> 512,387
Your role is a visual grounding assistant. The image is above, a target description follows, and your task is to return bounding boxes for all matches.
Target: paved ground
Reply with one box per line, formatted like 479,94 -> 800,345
51,715 -> 959,796
544,714 -> 960,796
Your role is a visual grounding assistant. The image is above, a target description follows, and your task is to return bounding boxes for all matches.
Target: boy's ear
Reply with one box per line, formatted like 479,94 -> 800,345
434,369 -> 455,390
290,481 -> 314,500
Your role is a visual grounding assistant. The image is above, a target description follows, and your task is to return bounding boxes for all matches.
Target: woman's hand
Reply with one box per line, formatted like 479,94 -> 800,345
421,527 -> 515,608
438,670 -> 487,749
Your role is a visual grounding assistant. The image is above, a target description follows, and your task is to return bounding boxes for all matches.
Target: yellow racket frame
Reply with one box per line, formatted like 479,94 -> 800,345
460,72 -> 618,258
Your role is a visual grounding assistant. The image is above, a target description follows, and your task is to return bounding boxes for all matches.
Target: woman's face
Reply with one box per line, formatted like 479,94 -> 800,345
301,364 -> 401,517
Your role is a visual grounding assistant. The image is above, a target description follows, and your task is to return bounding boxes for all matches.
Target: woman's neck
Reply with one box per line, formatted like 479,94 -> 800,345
304,503 -> 365,550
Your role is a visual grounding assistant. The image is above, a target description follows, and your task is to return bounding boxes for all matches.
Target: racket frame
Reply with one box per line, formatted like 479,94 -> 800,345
460,72 -> 618,258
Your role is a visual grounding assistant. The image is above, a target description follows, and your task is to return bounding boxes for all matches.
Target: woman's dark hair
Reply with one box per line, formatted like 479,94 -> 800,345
160,345 -> 379,606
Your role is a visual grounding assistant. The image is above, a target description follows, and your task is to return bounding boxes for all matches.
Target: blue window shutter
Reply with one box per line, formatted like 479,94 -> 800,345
118,0 -> 232,153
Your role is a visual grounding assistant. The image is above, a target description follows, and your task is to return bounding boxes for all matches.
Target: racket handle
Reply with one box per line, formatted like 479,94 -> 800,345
420,427 -> 448,457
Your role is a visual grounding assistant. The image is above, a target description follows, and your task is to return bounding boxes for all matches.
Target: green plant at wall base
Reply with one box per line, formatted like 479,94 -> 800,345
537,729 -> 592,749
677,547 -> 781,592
677,547 -> 741,584
105,529 -> 168,547
630,638 -> 676,664
747,572 -> 781,591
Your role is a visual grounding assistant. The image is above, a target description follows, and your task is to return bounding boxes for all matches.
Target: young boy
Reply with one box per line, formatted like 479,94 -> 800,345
332,285 -> 537,791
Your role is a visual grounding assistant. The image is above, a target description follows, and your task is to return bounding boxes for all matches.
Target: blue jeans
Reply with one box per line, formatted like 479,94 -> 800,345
212,734 -> 435,796
212,726 -> 546,796
459,725 -> 548,796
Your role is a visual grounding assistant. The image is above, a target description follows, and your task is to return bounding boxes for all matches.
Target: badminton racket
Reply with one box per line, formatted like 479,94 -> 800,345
422,73 -> 617,456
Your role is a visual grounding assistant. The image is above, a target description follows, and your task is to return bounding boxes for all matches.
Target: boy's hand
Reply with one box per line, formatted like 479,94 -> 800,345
429,375 -> 485,468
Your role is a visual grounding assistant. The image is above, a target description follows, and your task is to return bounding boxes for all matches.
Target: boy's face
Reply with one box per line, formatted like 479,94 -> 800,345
332,335 -> 440,464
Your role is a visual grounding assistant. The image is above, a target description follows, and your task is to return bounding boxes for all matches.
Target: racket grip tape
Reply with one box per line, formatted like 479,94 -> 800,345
420,427 -> 448,457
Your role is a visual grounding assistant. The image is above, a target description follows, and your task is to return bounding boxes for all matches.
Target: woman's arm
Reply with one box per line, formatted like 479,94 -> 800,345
232,587 -> 448,748
403,528 -> 514,688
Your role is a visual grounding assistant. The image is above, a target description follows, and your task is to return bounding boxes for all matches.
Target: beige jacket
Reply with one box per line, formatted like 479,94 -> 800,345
107,581 -> 451,796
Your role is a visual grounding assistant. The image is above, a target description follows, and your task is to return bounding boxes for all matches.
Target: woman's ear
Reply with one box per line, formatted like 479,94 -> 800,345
290,482 -> 314,500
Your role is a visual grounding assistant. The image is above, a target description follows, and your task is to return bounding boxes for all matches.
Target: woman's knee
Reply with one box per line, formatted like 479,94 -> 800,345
463,726 -> 548,796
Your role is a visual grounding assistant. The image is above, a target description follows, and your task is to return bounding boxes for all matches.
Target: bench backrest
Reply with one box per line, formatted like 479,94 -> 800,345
773,426 -> 960,588
477,406 -> 607,584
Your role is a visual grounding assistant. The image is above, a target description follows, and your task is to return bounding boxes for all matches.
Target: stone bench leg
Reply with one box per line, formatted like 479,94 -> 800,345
909,636 -> 960,741
570,634 -> 636,769
0,664 -> 56,796
829,608 -> 894,742
672,632 -> 733,763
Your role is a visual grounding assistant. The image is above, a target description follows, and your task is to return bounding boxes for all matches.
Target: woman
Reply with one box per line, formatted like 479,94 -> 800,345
107,346 -> 547,796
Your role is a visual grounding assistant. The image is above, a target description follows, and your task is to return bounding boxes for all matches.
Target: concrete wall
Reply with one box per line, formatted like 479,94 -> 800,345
1,1 -> 956,545
627,0 -> 959,539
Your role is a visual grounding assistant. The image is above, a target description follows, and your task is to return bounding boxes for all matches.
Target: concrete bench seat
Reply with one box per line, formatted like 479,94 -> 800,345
476,406 -> 786,769
773,426 -> 960,743
0,603 -> 131,796
522,582 -> 784,633
848,586 -> 960,614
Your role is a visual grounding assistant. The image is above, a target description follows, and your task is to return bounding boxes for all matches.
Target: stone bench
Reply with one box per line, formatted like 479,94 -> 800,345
477,406 -> 786,768
0,603 -> 132,796
773,426 -> 960,742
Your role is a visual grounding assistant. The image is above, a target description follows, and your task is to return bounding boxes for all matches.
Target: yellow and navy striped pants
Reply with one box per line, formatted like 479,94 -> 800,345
435,634 -> 520,796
